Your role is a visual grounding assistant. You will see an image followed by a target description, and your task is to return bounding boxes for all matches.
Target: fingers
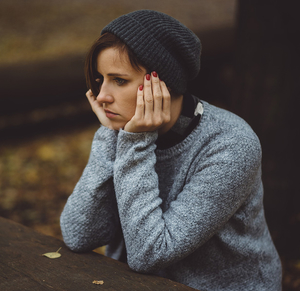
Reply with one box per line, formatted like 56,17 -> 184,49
151,72 -> 163,116
125,72 -> 171,133
143,74 -> 153,120
159,81 -> 171,121
86,89 -> 93,99
134,85 -> 144,120
86,89 -> 102,113
144,71 -> 170,113
86,89 -> 95,106
151,72 -> 171,124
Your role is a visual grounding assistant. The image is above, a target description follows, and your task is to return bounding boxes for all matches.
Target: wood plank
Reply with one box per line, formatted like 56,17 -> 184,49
0,217 -> 197,290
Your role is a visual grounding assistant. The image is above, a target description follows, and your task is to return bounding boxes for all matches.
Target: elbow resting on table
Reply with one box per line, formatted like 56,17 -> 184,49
128,260 -> 154,274
127,252 -> 168,274
62,234 -> 108,253
61,226 -> 113,253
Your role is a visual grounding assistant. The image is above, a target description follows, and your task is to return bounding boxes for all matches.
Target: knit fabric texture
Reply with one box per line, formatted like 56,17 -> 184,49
101,10 -> 201,95
60,101 -> 282,291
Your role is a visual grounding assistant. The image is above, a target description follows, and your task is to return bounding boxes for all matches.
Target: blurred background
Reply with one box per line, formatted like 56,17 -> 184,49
0,0 -> 299,289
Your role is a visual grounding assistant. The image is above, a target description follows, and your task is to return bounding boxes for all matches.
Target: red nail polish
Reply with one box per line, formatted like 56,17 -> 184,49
152,71 -> 157,77
146,74 -> 150,81
139,85 -> 143,91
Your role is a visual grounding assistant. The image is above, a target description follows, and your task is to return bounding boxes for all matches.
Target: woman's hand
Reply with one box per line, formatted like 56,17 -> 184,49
86,89 -> 113,129
124,72 -> 171,133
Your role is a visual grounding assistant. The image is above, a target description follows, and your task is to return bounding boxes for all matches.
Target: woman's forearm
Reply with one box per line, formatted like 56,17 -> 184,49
60,126 -> 119,252
113,130 -> 262,273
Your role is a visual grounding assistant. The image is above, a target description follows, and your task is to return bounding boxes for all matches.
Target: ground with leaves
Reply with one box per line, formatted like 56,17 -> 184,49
0,125 -> 97,238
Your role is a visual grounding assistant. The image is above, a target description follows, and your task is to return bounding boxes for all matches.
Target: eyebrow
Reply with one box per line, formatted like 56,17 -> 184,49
96,72 -> 129,77
108,73 -> 129,77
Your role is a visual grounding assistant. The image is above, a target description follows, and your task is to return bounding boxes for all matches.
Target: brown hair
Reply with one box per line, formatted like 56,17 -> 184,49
85,33 -> 147,97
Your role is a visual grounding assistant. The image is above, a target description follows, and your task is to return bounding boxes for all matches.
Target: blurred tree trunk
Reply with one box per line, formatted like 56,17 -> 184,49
232,0 -> 299,257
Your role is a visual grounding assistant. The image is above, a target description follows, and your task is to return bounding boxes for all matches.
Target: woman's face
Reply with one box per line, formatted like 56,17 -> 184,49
95,47 -> 147,130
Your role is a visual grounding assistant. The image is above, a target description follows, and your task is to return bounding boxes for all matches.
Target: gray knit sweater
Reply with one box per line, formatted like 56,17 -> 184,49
60,101 -> 282,291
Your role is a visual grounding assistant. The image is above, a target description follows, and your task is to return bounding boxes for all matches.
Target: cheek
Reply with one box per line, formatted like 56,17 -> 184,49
121,88 -> 138,117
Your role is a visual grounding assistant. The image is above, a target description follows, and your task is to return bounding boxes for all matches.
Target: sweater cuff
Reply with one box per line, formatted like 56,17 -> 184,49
116,129 -> 158,153
95,125 -> 119,140
92,125 -> 119,159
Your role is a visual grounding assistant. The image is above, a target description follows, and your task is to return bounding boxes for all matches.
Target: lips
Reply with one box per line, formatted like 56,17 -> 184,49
104,109 -> 118,118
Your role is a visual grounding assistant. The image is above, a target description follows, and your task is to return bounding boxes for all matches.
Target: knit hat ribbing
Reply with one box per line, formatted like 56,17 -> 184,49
101,10 -> 201,95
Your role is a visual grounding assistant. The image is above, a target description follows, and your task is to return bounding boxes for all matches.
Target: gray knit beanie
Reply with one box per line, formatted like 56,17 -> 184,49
101,10 -> 201,95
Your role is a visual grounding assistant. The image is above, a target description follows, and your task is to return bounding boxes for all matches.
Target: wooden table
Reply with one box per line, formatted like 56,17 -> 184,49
0,217 -> 197,290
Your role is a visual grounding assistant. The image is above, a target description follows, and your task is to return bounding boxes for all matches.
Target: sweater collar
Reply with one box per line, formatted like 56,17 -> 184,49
156,93 -> 203,150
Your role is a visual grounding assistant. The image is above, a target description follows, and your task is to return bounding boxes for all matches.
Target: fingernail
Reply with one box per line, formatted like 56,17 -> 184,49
146,74 -> 150,81
139,85 -> 143,91
152,71 -> 157,78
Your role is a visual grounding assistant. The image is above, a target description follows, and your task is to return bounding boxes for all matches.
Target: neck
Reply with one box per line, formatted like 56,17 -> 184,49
158,94 -> 183,135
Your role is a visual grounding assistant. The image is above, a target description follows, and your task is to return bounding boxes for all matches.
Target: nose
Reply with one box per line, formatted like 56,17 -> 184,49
96,81 -> 114,104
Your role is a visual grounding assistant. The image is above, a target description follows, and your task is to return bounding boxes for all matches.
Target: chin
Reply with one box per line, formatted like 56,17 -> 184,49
111,123 -> 126,131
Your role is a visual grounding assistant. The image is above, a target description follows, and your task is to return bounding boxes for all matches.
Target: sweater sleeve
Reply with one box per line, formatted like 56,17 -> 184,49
113,129 -> 262,273
60,126 -> 119,252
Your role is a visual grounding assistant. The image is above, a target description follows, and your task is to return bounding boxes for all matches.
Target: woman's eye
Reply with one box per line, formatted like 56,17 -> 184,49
95,77 -> 103,87
113,78 -> 127,86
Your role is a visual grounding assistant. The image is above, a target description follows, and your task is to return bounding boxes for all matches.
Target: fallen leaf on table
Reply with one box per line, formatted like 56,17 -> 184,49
42,247 -> 62,259
92,280 -> 104,285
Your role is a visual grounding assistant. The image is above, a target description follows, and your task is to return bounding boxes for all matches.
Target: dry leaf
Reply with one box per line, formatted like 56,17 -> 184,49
42,247 -> 62,259
92,280 -> 104,285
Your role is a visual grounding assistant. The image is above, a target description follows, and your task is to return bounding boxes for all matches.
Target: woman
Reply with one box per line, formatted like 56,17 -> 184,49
60,10 -> 282,291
